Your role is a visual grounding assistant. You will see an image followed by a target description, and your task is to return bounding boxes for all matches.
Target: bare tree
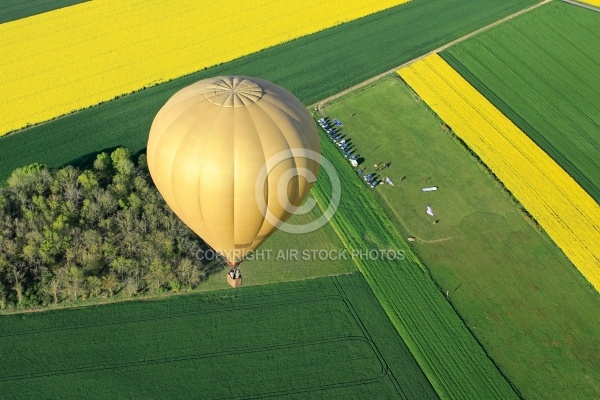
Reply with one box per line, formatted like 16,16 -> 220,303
43,269 -> 67,306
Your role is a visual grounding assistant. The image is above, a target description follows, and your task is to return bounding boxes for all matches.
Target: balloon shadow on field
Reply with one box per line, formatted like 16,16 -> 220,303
63,146 -> 121,172
62,146 -> 149,172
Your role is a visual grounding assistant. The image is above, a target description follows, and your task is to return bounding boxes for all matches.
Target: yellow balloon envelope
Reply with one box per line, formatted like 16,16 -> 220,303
147,76 -> 321,266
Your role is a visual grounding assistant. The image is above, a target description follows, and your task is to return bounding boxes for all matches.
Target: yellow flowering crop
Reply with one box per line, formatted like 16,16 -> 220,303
398,54 -> 600,292
0,0 -> 410,136
579,0 -> 600,6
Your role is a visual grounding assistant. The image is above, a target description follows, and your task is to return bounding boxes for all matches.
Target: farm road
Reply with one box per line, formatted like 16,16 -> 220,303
314,0 -> 552,110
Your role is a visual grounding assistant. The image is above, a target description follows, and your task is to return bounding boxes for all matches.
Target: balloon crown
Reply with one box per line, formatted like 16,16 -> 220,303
204,76 -> 264,107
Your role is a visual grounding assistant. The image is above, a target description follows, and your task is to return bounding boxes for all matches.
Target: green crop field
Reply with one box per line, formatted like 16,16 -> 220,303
0,273 -> 437,399
441,1 -> 600,203
0,0 -> 87,24
3,1 -> 592,399
0,0 -> 537,184
309,108 -> 518,399
323,76 -> 600,400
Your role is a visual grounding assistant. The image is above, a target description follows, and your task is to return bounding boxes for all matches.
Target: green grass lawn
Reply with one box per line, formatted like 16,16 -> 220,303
0,0 -> 537,184
0,0 -> 88,24
309,106 -> 519,399
323,76 -> 600,400
0,273 -> 437,400
442,1 -> 600,203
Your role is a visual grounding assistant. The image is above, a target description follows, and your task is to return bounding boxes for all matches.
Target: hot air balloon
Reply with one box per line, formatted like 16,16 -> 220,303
146,76 -> 321,282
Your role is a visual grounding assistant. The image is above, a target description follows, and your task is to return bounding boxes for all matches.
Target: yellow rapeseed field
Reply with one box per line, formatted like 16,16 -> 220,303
580,0 -> 600,6
398,54 -> 600,292
0,0 -> 410,136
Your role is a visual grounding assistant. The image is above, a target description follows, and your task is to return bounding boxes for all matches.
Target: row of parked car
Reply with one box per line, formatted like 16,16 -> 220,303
317,117 -> 378,188
362,172 -> 379,188
318,117 -> 356,159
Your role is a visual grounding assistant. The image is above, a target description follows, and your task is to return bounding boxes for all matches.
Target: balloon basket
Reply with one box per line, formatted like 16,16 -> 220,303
227,269 -> 242,288
227,275 -> 242,288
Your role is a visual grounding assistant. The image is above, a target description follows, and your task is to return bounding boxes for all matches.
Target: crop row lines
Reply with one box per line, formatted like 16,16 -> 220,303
488,32 -> 599,134
0,294 -> 344,338
0,335 -> 379,382
454,44 -> 597,194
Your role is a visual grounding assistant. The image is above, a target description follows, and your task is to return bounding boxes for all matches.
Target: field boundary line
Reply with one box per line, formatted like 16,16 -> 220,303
331,276 -> 407,396
0,271 -> 358,316
561,0 -> 600,12
313,0 -> 551,111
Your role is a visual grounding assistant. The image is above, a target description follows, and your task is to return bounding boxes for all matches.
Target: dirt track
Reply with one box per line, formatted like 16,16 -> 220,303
314,0 -> 552,111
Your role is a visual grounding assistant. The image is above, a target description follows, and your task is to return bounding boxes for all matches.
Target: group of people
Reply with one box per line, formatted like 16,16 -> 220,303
318,116 -> 396,189
357,161 -> 392,180
374,162 -> 391,171
228,268 -> 241,279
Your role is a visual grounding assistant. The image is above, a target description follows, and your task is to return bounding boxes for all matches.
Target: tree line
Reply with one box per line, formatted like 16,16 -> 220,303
0,148 -> 217,310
